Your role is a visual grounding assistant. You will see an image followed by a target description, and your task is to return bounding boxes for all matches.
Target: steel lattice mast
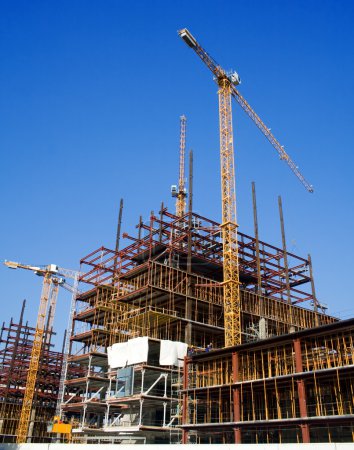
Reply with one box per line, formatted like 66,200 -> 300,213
218,77 -> 241,346
176,115 -> 187,217
178,28 -> 313,347
3,260 -> 79,442
16,273 -> 53,442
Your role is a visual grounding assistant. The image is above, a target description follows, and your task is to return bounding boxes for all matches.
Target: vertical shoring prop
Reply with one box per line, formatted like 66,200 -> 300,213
251,182 -> 262,295
308,253 -> 320,318
112,198 -> 124,285
187,150 -> 193,275
278,196 -> 291,305
278,196 -> 295,332
218,77 -> 241,347
185,150 -> 194,345
115,198 -> 124,254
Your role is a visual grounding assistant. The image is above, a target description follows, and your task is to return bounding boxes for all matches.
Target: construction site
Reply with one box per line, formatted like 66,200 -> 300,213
1,27 -> 353,447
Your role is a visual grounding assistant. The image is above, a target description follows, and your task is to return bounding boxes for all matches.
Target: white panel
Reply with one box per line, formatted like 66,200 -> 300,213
159,340 -> 178,366
127,336 -> 149,365
107,342 -> 128,368
176,341 -> 188,367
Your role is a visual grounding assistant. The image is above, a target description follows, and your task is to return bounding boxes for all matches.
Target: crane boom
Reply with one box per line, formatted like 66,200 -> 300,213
230,87 -> 313,192
179,28 -> 224,79
178,28 -> 313,193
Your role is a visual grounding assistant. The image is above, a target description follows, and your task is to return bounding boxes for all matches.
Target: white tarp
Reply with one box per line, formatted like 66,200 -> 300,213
107,342 -> 128,369
127,336 -> 149,365
159,340 -> 188,367
108,337 -> 185,369
176,341 -> 188,367
159,340 -> 178,366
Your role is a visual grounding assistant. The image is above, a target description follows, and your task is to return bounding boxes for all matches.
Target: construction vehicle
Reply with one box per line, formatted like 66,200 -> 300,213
171,115 -> 188,216
4,260 -> 80,443
178,28 -> 313,347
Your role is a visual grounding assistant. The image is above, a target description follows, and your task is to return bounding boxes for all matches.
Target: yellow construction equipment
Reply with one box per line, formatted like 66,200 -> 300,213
178,28 -> 313,347
4,260 -> 79,443
171,115 -> 187,216
48,415 -> 72,436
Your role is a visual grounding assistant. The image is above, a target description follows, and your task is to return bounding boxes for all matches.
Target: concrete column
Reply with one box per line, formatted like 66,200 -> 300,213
138,399 -> 143,426
232,352 -> 241,443
27,407 -> 36,443
293,338 -> 310,443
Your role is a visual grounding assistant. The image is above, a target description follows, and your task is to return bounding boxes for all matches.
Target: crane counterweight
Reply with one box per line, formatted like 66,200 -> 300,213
179,28 -> 197,48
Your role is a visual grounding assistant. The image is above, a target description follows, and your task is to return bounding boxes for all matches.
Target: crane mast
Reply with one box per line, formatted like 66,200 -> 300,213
179,28 -> 241,346
172,115 -> 188,217
218,77 -> 241,346
4,260 -> 79,442
176,115 -> 187,216
178,28 -> 313,347
16,272 -> 53,443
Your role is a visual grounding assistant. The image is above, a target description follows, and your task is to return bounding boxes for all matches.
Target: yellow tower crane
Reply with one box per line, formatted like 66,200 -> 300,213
4,260 -> 79,443
171,115 -> 187,216
178,28 -> 313,347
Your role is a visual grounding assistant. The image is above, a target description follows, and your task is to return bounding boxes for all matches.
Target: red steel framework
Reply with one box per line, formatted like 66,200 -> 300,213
61,206 -> 336,444
0,301 -> 83,443
78,208 -> 320,308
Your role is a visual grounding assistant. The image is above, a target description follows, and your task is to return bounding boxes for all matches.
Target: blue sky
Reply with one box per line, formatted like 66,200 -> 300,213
1,1 -> 354,348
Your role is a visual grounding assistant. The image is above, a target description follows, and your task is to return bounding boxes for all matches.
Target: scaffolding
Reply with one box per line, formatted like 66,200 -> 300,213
61,207 -> 337,443
0,301 -> 82,443
181,318 -> 354,444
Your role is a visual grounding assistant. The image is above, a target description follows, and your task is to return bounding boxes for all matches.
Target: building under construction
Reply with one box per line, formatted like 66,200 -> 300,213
0,301 -> 82,443
181,317 -> 354,444
2,27 -> 354,445
60,207 -> 343,444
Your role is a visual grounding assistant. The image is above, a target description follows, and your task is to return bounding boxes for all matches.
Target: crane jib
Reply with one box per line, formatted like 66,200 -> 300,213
178,27 -> 314,193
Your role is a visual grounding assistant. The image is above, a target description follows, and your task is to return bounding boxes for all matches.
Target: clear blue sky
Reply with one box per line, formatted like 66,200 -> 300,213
1,1 -> 353,349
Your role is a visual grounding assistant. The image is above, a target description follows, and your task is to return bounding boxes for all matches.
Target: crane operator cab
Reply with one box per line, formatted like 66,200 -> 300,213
229,71 -> 241,86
